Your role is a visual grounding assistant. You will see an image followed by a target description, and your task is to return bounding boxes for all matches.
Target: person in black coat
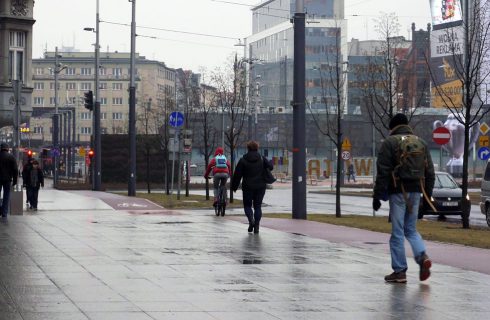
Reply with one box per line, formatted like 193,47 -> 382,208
0,143 -> 18,221
22,159 -> 44,210
232,141 -> 273,234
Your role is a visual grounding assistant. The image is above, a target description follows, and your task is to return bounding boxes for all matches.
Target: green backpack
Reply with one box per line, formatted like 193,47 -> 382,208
394,134 -> 427,181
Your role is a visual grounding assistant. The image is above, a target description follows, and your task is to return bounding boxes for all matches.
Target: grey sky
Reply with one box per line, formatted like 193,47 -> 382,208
32,0 -> 432,71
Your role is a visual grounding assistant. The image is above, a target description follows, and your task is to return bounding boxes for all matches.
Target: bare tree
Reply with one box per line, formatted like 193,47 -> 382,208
194,70 -> 219,200
428,2 -> 490,228
211,55 -> 249,203
360,12 -> 422,138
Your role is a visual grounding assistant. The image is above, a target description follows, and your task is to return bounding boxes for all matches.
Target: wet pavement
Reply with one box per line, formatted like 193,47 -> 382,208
0,186 -> 489,319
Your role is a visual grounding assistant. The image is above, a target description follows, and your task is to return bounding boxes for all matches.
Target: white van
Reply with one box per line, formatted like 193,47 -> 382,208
479,160 -> 490,227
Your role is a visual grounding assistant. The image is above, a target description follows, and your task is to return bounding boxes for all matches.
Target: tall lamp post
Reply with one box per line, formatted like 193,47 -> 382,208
292,0 -> 307,219
128,0 -> 137,196
84,0 -> 101,190
52,47 -> 66,186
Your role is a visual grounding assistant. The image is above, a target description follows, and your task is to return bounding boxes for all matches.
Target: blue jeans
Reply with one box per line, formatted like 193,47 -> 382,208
389,192 -> 426,272
0,182 -> 11,217
242,188 -> 266,224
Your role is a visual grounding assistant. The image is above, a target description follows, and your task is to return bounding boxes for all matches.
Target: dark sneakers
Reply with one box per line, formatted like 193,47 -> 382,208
384,271 -> 407,283
418,253 -> 432,281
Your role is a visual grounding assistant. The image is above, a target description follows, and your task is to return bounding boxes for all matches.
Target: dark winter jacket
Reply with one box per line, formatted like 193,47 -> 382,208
0,150 -> 18,185
232,150 -> 273,191
22,166 -> 44,189
373,124 -> 435,199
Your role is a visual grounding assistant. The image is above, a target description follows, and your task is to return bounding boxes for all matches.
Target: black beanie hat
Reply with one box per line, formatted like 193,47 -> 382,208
389,113 -> 408,130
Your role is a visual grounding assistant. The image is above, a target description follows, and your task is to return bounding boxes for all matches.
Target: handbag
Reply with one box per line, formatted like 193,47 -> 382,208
262,157 -> 276,184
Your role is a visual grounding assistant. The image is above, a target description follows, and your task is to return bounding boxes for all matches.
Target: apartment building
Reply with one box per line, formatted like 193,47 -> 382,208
30,50 -> 176,145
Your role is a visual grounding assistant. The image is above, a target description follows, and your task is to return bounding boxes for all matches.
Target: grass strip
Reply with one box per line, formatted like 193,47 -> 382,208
129,192 -> 242,209
310,191 -> 481,206
263,213 -> 490,249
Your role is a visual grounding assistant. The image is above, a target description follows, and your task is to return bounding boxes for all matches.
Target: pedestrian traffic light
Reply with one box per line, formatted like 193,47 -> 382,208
88,149 -> 94,160
26,149 -> 32,158
84,90 -> 94,111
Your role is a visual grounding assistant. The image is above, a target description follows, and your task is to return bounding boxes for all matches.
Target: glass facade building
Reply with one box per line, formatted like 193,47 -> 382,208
247,0 -> 346,113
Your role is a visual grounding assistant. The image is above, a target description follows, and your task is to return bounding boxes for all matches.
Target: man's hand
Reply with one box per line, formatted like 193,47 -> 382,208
372,198 -> 381,211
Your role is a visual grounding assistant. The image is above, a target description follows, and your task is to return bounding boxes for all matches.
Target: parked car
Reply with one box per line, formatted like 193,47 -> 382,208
418,171 -> 470,220
479,160 -> 490,227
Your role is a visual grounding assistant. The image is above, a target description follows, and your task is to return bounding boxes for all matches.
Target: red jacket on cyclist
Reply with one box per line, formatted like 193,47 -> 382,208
204,147 -> 231,178
204,147 -> 231,206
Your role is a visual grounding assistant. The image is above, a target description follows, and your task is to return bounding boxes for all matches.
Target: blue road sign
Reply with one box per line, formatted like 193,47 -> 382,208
169,111 -> 184,128
478,147 -> 490,160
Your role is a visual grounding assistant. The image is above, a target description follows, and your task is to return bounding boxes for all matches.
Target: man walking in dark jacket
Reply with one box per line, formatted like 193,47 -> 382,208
232,141 -> 273,233
0,143 -> 18,221
373,114 -> 435,283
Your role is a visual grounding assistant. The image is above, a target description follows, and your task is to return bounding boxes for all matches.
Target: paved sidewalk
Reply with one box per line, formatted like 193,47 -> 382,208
0,187 -> 489,319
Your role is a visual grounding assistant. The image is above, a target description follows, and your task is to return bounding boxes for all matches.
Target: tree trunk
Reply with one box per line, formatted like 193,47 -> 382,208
461,114 -> 471,229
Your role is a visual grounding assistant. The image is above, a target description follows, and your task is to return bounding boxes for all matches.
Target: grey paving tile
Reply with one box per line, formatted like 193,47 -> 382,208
0,312 -> 24,320
148,312 -> 217,320
19,312 -> 89,320
132,301 -> 200,312
85,312 -> 155,320
75,301 -> 141,312
208,311 -> 279,320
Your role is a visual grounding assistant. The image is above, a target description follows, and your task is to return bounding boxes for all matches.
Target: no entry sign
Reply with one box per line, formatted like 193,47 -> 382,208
432,127 -> 451,145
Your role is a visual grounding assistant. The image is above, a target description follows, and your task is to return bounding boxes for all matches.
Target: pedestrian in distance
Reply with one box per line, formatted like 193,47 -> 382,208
347,163 -> 356,182
372,113 -> 435,283
22,156 -> 34,208
203,147 -> 231,207
22,159 -> 44,210
232,141 -> 273,234
0,143 -> 18,222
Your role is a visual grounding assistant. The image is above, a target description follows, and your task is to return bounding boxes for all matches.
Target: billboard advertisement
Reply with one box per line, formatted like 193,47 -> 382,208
429,0 -> 463,29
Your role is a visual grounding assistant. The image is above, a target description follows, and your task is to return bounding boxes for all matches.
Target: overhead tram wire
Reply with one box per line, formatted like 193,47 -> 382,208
210,0 -> 291,12
101,19 -> 239,40
136,33 -> 233,49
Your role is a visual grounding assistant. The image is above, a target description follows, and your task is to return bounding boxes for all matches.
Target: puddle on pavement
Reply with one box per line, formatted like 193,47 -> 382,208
242,258 -> 263,264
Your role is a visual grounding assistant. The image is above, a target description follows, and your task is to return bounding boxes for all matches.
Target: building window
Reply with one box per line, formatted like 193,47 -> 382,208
99,67 -> 106,75
35,68 -> 44,75
34,82 -> 44,90
33,126 -> 43,134
81,127 -> 92,134
99,82 -> 107,90
101,112 -> 107,120
101,127 -> 108,134
65,82 -> 76,90
112,68 -> 122,77
81,112 -> 92,120
8,31 -> 25,81
67,97 -> 76,104
49,97 -> 56,105
100,97 -> 107,105
112,97 -> 123,105
112,112 -> 123,120
112,83 -> 123,90
81,67 -> 92,75
81,83 -> 92,90
50,82 -> 60,90
65,68 -> 76,75
33,97 -> 44,105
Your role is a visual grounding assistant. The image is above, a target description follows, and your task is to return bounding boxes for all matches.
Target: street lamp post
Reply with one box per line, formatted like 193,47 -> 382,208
52,46 -> 65,186
84,0 -> 101,190
128,0 -> 137,196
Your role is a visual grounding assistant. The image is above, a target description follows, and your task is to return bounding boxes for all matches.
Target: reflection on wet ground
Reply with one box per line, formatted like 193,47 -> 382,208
0,206 -> 489,319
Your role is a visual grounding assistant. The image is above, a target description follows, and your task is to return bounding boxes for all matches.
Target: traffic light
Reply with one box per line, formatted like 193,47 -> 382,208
84,90 -> 94,111
27,149 -> 32,157
88,149 -> 95,160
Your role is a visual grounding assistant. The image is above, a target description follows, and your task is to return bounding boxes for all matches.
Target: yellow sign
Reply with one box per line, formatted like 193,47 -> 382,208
431,79 -> 463,108
480,122 -> 489,135
79,147 -> 86,156
20,127 -> 30,133
479,136 -> 490,147
342,138 -> 352,151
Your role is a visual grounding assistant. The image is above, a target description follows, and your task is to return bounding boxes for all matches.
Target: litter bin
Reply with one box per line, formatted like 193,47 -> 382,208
9,185 -> 24,215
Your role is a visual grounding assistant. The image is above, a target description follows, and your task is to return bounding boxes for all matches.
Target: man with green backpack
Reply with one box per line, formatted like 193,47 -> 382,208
373,113 -> 435,283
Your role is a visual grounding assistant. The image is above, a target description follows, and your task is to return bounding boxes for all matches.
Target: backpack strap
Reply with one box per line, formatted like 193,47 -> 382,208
420,178 -> 437,213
